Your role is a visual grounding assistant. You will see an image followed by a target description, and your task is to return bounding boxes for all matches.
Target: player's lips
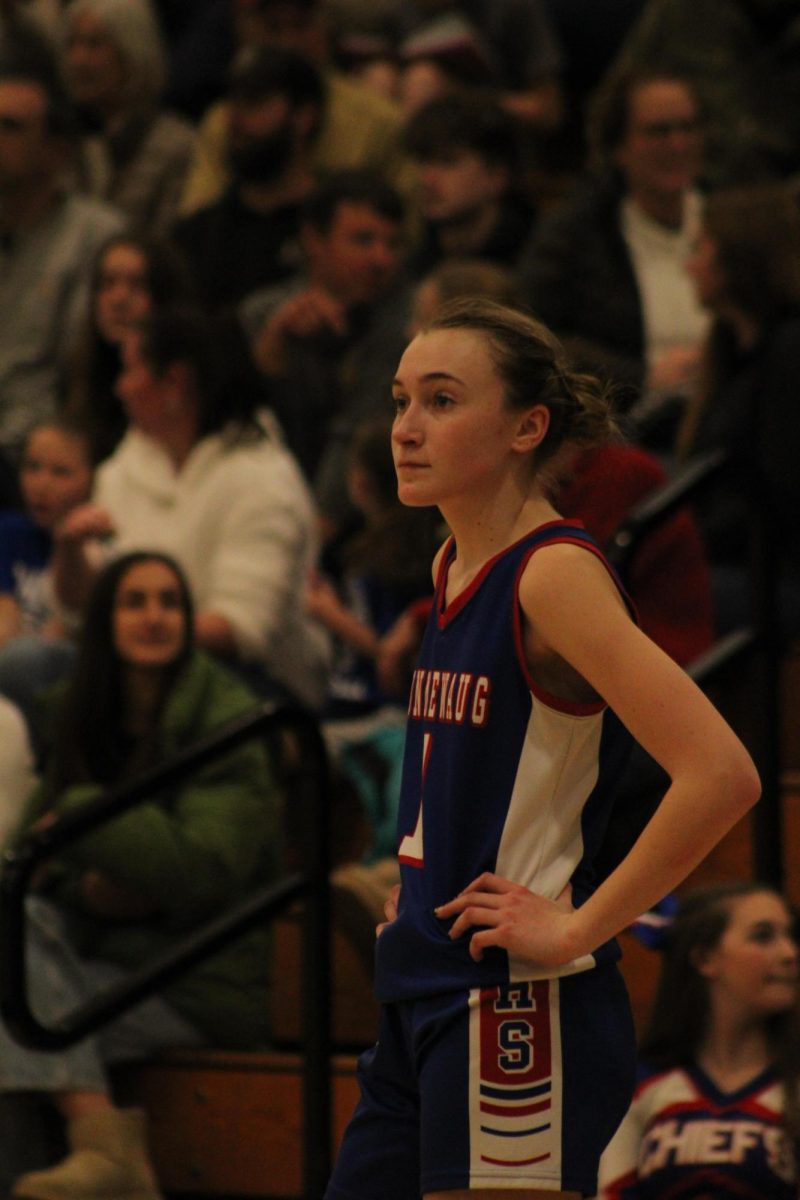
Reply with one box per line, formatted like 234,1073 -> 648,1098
395,460 -> 429,469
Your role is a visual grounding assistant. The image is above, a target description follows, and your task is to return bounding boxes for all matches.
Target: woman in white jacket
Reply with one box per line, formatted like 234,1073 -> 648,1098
53,307 -> 331,710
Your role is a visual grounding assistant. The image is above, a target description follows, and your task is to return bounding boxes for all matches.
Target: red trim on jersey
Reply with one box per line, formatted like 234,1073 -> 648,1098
433,520 -> 637,715
480,1151 -> 551,1167
435,521 -> 582,630
511,534 -> 636,717
479,1098 -> 552,1118
631,1066 -> 678,1101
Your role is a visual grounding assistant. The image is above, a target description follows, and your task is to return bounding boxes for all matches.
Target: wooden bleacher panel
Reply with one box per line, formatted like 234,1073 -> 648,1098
117,881 -> 380,1198
120,1049 -> 360,1198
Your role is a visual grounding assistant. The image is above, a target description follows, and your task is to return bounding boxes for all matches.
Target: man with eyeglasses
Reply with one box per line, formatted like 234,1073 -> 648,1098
517,69 -> 709,449
611,0 -> 800,186
0,64 -> 123,460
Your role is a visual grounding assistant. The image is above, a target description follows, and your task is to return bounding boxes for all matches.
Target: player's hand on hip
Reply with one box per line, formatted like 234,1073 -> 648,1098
435,873 -> 579,967
376,883 -> 401,937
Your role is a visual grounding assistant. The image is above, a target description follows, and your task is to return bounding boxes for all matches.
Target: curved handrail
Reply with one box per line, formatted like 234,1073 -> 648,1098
0,701 -> 332,1197
606,448 -> 729,576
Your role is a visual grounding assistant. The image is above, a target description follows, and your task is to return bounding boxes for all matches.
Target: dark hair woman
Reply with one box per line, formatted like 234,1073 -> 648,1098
54,305 -> 331,710
63,231 -> 194,465
4,551 -> 281,1200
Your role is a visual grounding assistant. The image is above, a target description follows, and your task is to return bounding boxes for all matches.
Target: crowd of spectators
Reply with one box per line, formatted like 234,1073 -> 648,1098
1,0 -> 800,1194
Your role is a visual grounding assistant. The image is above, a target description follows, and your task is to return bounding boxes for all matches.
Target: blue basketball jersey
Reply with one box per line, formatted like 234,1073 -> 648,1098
375,520 -> 636,1002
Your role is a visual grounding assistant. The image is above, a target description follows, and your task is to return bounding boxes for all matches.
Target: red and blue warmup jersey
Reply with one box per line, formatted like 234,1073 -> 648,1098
598,1061 -> 797,1198
375,520 -> 636,1002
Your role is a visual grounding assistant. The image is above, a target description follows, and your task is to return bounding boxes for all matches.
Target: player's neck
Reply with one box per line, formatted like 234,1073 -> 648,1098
442,489 -> 558,587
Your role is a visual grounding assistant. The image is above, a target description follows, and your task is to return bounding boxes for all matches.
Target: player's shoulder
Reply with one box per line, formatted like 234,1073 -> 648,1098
519,534 -> 617,598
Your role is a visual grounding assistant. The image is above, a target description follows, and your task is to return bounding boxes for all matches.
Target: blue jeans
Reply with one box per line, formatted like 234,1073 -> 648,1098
0,897 -> 206,1186
0,636 -> 76,739
0,897 -> 205,1095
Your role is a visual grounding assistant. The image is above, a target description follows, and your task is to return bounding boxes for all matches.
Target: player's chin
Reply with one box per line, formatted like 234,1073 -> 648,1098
396,481 -> 434,506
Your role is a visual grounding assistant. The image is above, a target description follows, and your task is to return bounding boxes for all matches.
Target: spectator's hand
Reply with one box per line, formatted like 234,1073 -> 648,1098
376,608 -> 423,695
40,617 -> 66,641
254,287 -> 348,375
305,571 -> 345,625
646,344 -> 701,395
78,869 -> 154,920
29,810 -> 57,890
376,883 -> 401,936
54,503 -> 115,545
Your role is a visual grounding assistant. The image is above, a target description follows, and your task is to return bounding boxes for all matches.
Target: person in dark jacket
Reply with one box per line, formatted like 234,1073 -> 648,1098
517,66 -> 708,421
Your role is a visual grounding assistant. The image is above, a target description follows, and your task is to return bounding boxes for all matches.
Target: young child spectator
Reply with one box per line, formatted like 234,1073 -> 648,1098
599,882 -> 800,1197
0,416 -> 92,644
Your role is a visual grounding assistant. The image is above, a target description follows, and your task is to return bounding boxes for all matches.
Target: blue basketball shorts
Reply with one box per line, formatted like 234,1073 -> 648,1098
325,963 -> 635,1198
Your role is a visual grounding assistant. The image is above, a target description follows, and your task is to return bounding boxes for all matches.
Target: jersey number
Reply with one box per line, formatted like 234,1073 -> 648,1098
397,732 -> 432,867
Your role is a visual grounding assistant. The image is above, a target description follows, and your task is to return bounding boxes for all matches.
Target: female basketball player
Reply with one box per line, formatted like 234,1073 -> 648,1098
325,299 -> 760,1200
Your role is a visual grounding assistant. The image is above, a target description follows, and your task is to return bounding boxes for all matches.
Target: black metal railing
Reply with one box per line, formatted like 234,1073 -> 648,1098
0,701 -> 333,1199
606,449 -> 784,887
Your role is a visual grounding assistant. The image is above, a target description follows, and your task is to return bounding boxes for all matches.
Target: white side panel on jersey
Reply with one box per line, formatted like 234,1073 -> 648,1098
495,694 -> 603,980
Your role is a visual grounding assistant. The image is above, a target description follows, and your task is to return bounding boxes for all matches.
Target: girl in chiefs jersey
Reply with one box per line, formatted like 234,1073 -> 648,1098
599,882 -> 799,1198
325,298 -> 760,1200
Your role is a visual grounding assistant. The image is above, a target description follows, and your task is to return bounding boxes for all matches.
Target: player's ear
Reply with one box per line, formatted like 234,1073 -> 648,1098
512,404 -> 550,454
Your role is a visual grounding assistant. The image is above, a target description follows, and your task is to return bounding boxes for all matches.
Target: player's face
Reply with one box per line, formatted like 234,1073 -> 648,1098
698,892 -> 799,1020
391,327 -> 544,509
